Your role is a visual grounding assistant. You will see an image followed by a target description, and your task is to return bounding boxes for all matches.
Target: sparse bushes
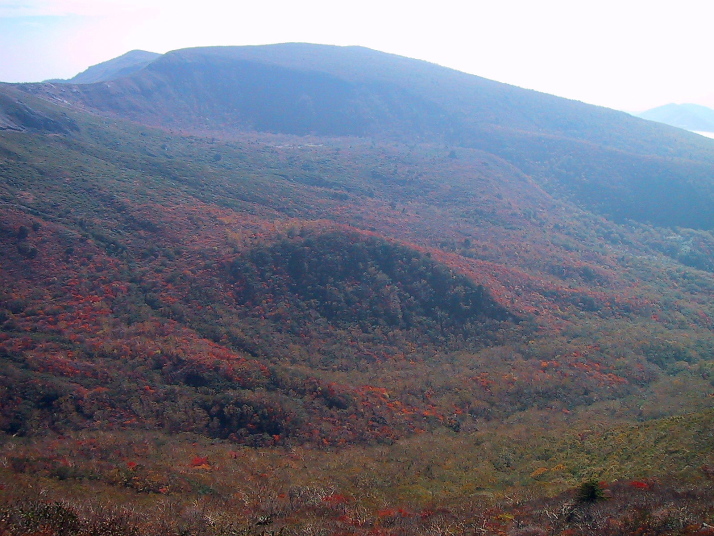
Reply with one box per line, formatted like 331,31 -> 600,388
0,500 -> 140,536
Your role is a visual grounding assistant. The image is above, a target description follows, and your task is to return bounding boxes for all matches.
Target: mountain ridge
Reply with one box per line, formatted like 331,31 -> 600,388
14,43 -> 714,229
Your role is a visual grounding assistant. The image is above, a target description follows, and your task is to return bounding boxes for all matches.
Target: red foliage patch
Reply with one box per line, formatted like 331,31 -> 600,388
190,456 -> 209,467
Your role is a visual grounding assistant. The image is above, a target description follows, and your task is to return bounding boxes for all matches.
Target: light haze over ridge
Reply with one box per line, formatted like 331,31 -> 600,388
1,0 -> 713,112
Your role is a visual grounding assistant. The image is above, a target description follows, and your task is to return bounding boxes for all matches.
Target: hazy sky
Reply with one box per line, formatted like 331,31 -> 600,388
1,0 -> 713,112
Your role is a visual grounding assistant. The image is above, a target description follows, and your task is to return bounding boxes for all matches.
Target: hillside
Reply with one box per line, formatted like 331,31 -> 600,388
1,46 -> 714,535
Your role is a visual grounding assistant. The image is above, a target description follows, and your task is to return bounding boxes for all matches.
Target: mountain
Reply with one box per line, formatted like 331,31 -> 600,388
636,102 -> 714,133
1,44 -> 714,535
48,49 -> 160,84
20,44 -> 714,229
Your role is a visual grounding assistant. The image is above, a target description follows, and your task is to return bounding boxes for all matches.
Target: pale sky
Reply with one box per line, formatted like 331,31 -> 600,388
1,0 -> 713,112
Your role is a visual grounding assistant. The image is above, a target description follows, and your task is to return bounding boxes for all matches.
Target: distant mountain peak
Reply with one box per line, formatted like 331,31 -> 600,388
636,102 -> 714,133
51,49 -> 161,84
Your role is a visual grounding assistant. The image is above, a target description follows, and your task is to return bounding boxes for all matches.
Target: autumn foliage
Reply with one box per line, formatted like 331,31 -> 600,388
1,81 -> 714,535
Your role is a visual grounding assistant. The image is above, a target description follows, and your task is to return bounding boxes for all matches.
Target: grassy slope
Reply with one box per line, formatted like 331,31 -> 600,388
0,410 -> 712,534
